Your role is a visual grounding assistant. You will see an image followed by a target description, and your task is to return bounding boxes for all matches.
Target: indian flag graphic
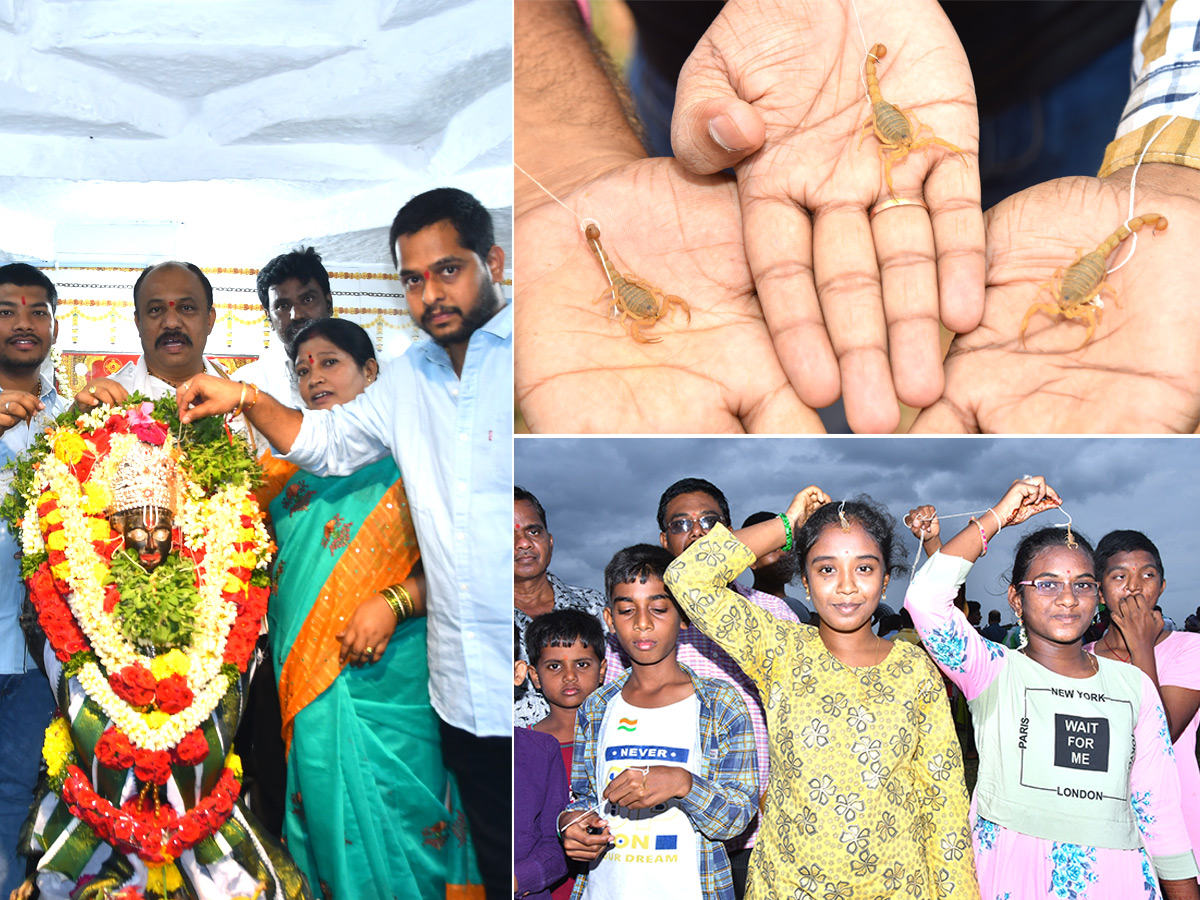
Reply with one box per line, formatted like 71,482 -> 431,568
617,717 -> 638,732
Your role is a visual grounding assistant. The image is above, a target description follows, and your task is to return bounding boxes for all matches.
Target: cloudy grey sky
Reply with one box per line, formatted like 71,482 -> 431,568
515,437 -> 1200,625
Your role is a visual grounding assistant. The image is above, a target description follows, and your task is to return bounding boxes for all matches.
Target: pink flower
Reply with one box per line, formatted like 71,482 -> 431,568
128,402 -> 167,445
126,402 -> 156,426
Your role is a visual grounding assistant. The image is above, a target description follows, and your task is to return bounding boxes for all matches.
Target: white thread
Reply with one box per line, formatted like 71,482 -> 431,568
515,162 -> 593,235
1107,114 -> 1177,275
906,502 -> 1076,577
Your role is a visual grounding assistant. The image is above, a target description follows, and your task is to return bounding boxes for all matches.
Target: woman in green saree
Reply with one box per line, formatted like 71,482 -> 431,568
267,318 -> 480,900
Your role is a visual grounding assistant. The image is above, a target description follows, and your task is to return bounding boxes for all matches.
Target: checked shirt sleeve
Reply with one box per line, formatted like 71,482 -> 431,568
1099,0 -> 1200,176
677,682 -> 759,841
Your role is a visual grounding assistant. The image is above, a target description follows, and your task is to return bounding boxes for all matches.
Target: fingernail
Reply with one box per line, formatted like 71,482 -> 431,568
708,114 -> 748,153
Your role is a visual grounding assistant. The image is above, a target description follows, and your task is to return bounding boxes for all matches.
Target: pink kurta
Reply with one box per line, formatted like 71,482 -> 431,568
907,555 -> 1196,900
1085,631 -> 1200,855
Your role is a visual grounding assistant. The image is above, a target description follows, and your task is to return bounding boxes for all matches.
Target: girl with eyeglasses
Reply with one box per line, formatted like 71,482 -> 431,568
905,477 -> 1198,900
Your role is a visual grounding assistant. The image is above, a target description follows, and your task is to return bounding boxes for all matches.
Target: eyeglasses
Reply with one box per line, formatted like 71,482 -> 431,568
1017,580 -> 1100,598
665,514 -> 723,535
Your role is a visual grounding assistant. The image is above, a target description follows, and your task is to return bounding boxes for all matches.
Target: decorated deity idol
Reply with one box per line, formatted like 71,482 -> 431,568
4,397 -> 310,900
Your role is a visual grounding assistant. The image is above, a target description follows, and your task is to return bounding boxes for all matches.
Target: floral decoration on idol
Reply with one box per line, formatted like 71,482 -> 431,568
3,396 -> 271,865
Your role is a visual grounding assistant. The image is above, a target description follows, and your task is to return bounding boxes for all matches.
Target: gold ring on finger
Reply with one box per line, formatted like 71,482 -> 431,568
363,646 -> 374,656
88,386 -> 96,395
868,197 -> 928,221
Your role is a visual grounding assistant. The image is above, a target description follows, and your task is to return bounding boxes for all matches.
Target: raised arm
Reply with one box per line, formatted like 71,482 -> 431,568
177,374 -> 303,453
664,487 -> 829,686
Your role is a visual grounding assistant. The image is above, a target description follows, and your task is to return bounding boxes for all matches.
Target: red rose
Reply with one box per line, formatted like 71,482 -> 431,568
222,629 -> 256,671
94,728 -> 135,769
154,674 -> 193,714
229,566 -> 252,582
37,497 -> 58,517
173,729 -> 210,766
175,815 -> 208,846
74,453 -> 96,483
132,747 -> 172,785
102,583 -> 121,613
131,421 -> 167,445
110,664 -> 156,707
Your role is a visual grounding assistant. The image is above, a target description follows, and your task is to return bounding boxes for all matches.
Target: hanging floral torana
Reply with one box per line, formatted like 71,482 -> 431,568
2,396 -> 271,870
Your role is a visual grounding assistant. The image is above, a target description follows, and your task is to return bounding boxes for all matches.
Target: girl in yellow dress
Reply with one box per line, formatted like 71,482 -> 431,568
664,487 -> 979,900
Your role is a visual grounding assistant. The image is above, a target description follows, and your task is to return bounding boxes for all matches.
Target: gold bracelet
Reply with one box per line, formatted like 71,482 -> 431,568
381,584 -> 414,622
232,383 -> 248,418
245,382 -> 260,411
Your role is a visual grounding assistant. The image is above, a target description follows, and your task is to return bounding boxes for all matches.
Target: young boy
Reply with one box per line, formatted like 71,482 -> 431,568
558,545 -> 758,900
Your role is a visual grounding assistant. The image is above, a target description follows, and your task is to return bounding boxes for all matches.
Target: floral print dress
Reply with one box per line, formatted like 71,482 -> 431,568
665,526 -> 979,900
907,554 -> 1197,900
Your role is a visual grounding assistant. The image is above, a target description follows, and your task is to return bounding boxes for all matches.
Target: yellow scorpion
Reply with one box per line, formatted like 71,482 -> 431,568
1019,214 -> 1168,349
585,222 -> 690,344
859,43 -> 966,196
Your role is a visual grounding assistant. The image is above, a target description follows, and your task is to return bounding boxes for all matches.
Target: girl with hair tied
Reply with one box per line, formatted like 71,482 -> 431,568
905,477 -> 1198,900
664,487 -> 978,900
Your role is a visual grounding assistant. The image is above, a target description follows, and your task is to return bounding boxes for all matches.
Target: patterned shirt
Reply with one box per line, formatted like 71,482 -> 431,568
564,664 -> 759,900
665,526 -> 979,900
1099,0 -> 1200,176
514,573 -> 609,728
603,579 -> 798,852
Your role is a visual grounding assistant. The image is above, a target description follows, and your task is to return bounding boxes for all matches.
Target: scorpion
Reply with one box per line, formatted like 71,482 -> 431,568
584,222 -> 690,343
859,43 -> 966,196
1018,214 -> 1168,350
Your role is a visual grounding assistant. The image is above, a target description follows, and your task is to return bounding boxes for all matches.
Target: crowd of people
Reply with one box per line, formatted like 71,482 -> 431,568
513,476 -> 1200,900
0,186 -> 511,900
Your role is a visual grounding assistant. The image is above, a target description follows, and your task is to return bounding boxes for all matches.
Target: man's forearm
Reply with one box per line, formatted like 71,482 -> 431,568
244,392 -> 304,453
514,0 -> 646,212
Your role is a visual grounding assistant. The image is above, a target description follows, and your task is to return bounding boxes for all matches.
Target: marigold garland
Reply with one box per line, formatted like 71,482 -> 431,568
9,397 -> 271,862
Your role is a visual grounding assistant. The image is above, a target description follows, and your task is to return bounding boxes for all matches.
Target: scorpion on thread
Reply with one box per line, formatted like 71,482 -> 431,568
1018,214 -> 1168,349
858,43 -> 966,196
584,222 -> 690,344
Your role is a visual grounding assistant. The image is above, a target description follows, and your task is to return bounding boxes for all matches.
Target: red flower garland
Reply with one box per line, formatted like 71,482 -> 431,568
61,764 -> 240,863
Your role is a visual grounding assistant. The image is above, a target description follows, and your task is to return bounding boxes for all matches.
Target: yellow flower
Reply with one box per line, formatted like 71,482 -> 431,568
81,483 -> 111,515
52,433 -> 88,466
237,528 -> 258,542
50,562 -> 70,580
151,649 -> 191,679
87,517 -> 112,541
231,550 -> 257,568
226,751 -> 242,778
40,508 -> 63,526
42,718 -> 74,777
92,562 -> 109,585
143,710 -> 169,730
222,573 -> 247,594
46,531 -> 67,551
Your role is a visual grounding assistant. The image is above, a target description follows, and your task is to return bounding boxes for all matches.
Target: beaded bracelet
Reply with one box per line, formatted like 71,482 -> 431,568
778,512 -> 794,552
969,517 -> 988,556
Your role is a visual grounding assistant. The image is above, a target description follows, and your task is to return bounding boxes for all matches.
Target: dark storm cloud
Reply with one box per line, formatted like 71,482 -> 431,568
515,438 -> 1200,625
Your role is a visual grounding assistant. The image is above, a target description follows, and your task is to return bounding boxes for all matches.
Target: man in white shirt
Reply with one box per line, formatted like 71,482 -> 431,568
74,262 -> 257,446
232,247 -> 334,410
178,188 -> 512,899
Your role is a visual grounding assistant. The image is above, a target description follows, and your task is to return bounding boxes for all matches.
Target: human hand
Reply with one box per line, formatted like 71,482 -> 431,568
671,0 -> 983,431
912,166 -> 1200,433
0,391 -> 44,434
906,505 -> 940,543
602,765 -> 692,810
516,158 -> 824,433
785,486 -> 831,531
559,810 -> 611,861
1107,591 -> 1163,656
337,593 -> 397,668
73,378 -> 128,410
992,476 -> 1062,528
176,374 -> 243,422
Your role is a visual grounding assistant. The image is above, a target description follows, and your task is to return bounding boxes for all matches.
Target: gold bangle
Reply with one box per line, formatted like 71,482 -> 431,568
245,382 -> 260,411
381,583 -> 414,622
232,383 -> 248,418
395,583 -> 414,620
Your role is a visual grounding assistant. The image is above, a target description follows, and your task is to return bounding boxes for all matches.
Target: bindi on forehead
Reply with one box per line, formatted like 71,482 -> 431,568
168,301 -> 175,307
20,295 -> 25,305
423,270 -> 432,281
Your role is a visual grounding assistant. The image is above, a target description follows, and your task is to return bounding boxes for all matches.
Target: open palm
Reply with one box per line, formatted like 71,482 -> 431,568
515,158 -> 824,433
913,173 -> 1200,433
672,0 -> 982,432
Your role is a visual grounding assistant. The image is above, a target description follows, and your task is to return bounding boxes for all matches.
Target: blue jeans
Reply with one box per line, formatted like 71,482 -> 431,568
0,671 -> 55,897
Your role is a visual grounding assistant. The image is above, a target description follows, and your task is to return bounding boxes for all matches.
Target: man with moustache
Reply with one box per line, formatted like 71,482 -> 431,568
0,264 -> 69,898
73,262 -> 257,444
233,247 -> 334,410
176,187 -> 512,899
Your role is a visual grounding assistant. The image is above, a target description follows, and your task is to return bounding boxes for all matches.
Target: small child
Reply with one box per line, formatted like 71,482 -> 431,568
527,609 -> 608,900
558,544 -> 757,900
515,637 -> 569,900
